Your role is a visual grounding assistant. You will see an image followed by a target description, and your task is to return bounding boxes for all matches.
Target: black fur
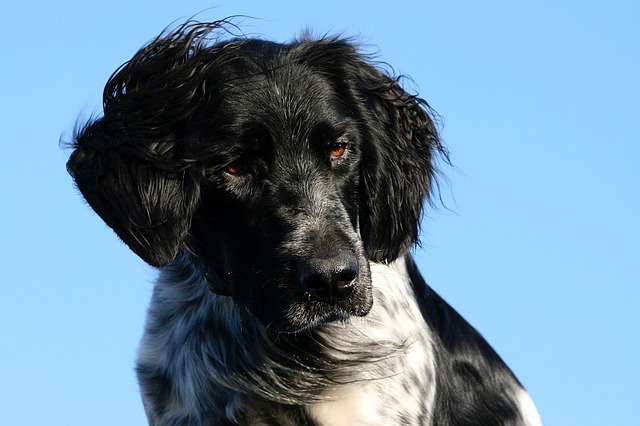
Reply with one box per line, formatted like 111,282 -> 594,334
67,19 -> 540,425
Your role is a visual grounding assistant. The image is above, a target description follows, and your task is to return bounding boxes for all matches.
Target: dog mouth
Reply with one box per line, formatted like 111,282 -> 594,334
199,247 -> 374,333
276,289 -> 373,333
264,256 -> 373,333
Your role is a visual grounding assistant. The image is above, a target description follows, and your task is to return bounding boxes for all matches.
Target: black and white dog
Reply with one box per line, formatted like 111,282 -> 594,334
67,20 -> 541,425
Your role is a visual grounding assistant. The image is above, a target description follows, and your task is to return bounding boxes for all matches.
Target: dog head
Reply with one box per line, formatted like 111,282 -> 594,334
67,21 -> 446,332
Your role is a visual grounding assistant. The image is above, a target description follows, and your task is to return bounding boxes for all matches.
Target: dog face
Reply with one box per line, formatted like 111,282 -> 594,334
190,60 -> 373,330
67,21 -> 445,332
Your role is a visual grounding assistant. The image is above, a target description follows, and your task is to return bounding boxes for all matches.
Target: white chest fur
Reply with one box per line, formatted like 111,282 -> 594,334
307,259 -> 437,425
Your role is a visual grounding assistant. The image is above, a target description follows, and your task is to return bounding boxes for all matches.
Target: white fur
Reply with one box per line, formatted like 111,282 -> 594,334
517,388 -> 543,426
307,384 -> 379,425
307,259 -> 437,425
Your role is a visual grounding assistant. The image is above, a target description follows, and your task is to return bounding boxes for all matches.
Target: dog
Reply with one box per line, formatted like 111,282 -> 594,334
67,19 -> 541,425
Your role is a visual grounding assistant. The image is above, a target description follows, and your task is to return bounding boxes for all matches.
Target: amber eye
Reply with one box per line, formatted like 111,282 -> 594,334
329,144 -> 346,158
224,161 -> 245,175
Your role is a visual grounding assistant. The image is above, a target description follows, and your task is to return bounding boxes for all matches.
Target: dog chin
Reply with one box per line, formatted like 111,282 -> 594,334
266,294 -> 374,334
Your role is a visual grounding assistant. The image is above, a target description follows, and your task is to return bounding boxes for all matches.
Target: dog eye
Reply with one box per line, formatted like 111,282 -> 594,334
328,136 -> 349,163
329,144 -> 346,159
224,160 -> 246,175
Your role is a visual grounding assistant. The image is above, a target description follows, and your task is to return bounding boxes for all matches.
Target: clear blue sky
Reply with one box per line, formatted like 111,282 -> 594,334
1,1 -> 638,425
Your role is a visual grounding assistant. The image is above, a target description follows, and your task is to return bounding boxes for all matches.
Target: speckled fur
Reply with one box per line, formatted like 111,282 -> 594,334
137,257 -> 438,425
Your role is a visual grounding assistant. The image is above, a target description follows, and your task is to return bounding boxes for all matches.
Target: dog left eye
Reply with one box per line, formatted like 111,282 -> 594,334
328,136 -> 349,163
329,144 -> 346,158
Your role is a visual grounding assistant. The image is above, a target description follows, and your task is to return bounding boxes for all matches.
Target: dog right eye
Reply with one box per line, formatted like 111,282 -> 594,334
224,160 -> 246,175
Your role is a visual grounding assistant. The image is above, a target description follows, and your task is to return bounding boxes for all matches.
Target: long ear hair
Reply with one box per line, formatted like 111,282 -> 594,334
67,127 -> 201,267
294,39 -> 449,263
355,64 -> 449,263
66,21 -> 232,266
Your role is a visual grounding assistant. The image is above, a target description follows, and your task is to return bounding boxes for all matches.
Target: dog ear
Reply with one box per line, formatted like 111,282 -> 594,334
295,39 -> 447,263
66,22 -> 225,267
355,65 -> 446,263
67,126 -> 201,267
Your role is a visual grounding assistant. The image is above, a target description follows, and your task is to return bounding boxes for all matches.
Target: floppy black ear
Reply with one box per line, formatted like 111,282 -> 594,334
355,64 -> 445,263
66,22 -> 230,267
295,39 -> 447,263
67,126 -> 201,267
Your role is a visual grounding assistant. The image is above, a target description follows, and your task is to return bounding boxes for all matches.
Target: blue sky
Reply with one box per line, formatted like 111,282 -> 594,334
1,1 -> 638,425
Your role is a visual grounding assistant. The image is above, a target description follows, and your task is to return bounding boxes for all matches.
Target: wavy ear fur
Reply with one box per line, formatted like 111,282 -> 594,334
355,65 -> 447,263
67,127 -> 201,267
294,39 -> 448,263
66,22 -> 219,267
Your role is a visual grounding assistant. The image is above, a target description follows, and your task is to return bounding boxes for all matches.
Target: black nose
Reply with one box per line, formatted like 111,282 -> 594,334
300,255 -> 359,302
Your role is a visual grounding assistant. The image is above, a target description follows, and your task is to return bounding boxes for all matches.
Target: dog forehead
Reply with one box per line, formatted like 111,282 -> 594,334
249,66 -> 337,117
219,66 -> 347,142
